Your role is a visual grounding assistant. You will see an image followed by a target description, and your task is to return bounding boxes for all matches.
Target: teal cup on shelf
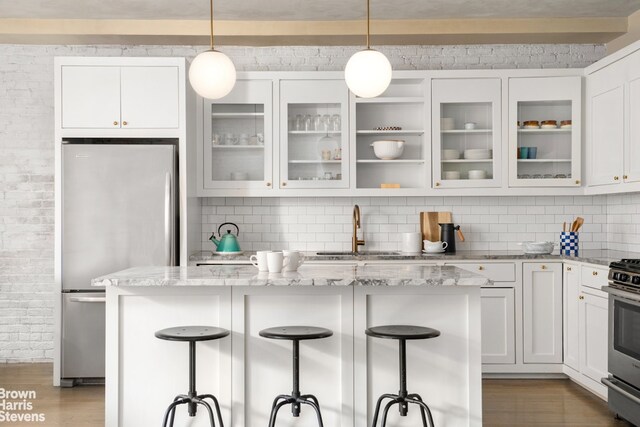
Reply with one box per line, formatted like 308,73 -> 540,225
519,147 -> 529,159
527,147 -> 537,159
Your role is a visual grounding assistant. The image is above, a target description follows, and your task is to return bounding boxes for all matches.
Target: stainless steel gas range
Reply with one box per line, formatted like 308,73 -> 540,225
603,259 -> 640,425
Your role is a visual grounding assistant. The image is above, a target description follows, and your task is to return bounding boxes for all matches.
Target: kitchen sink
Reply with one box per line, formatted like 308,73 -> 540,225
315,251 -> 402,256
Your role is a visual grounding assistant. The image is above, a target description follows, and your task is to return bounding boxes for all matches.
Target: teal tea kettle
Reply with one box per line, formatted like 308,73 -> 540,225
210,222 -> 241,253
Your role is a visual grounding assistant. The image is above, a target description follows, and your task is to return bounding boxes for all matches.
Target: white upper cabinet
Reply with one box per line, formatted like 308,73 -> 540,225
61,66 -> 121,129
279,79 -> 349,189
509,76 -> 581,187
587,60 -> 626,186
625,52 -> 640,183
432,78 -> 502,188
200,79 -> 273,191
61,65 -> 180,130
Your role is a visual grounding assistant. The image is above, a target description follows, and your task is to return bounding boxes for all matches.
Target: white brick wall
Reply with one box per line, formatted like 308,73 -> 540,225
201,196 -> 608,253
605,193 -> 640,253
0,42 -> 607,362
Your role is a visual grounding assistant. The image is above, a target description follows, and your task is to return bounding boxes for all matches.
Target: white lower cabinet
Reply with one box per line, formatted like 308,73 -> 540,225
579,290 -> 609,384
563,264 -> 580,371
481,288 -> 515,364
523,262 -> 563,364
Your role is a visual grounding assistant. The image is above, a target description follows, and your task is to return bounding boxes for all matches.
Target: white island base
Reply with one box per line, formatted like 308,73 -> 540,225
99,265 -> 485,427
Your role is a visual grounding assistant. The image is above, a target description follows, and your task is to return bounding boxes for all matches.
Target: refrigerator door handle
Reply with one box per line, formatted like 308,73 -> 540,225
164,172 -> 173,266
68,296 -> 106,303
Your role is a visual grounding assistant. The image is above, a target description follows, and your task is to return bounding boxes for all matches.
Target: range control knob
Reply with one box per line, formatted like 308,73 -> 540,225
613,272 -> 620,281
633,276 -> 640,285
619,273 -> 630,283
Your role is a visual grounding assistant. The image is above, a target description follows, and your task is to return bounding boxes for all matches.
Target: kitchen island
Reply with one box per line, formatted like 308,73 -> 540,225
94,264 -> 488,427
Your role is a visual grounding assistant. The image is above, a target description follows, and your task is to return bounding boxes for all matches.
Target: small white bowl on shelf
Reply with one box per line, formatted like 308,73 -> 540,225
468,170 -> 487,180
370,140 -> 405,160
442,149 -> 460,160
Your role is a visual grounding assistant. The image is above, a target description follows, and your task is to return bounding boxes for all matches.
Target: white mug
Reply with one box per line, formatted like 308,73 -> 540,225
401,233 -> 422,254
424,240 -> 448,252
464,122 -> 477,130
250,251 -> 271,272
283,250 -> 305,272
267,251 -> 289,274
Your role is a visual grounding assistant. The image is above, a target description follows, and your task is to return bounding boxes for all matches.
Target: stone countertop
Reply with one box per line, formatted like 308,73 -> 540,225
92,264 -> 490,288
189,249 -> 640,267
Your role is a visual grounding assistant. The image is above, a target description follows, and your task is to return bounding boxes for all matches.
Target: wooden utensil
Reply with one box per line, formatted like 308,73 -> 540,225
563,222 -> 566,232
573,217 -> 584,232
420,211 -> 452,242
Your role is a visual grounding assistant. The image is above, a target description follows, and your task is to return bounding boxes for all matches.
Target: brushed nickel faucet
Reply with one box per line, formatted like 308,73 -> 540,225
352,204 -> 365,253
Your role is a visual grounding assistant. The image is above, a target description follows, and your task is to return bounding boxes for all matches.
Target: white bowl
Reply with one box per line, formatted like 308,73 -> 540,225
370,140 -> 405,160
442,149 -> 460,160
443,171 -> 461,180
518,241 -> 555,254
464,149 -> 492,160
468,169 -> 487,179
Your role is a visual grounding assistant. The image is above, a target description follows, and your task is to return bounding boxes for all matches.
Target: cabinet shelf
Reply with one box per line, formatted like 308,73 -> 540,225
289,131 -> 341,135
441,159 -> 493,163
211,113 -> 264,119
356,130 -> 424,136
518,128 -> 571,134
517,159 -> 571,163
357,159 -> 425,164
288,160 -> 341,164
355,97 -> 425,104
211,145 -> 264,149
441,129 -> 492,134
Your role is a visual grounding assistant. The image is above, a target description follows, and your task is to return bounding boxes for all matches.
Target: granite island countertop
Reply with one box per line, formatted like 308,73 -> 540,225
189,249 -> 639,267
92,264 -> 490,288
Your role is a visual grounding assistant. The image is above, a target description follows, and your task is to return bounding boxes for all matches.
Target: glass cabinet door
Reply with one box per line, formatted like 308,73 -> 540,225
509,77 -> 581,187
279,80 -> 349,189
202,80 -> 273,189
432,78 -> 502,188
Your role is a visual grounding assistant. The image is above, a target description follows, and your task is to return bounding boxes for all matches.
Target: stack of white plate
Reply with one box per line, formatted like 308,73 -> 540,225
442,149 -> 460,160
464,149 -> 492,160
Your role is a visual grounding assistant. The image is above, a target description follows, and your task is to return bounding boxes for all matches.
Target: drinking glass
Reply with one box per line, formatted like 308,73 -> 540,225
331,114 -> 341,131
304,114 -> 313,131
294,114 -> 303,131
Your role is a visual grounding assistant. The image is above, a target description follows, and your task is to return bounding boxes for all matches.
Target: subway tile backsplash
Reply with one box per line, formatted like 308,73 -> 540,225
201,196 -> 608,253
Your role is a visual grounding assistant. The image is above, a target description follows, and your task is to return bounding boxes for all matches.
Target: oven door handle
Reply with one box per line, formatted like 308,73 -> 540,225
602,376 -> 640,405
602,286 -> 640,304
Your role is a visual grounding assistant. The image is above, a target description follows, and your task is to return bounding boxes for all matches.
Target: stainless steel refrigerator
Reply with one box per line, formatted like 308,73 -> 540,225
61,143 -> 177,385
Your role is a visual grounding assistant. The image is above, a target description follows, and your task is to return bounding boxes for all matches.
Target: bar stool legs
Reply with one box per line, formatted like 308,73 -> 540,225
267,340 -> 325,427
370,339 -> 435,427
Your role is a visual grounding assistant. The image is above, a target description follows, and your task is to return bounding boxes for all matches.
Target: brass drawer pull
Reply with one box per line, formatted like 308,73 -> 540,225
592,271 -> 598,276
579,295 -> 584,300
541,265 -> 547,270
478,266 -> 484,271
113,121 -> 119,126
566,267 -> 572,271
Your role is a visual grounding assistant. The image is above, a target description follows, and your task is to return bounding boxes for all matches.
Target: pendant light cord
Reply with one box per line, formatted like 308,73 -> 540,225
209,0 -> 215,49
366,0 -> 370,49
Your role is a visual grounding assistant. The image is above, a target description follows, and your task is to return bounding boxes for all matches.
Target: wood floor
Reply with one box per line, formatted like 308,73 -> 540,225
0,364 -> 633,426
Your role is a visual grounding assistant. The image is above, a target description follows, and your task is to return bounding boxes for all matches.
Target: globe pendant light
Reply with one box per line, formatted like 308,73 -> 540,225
189,0 -> 237,99
344,0 -> 392,98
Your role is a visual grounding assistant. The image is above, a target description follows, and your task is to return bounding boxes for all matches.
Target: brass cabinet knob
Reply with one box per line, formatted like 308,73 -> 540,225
113,121 -> 118,126
579,295 -> 584,300
541,265 -> 547,270
624,175 -> 629,180
478,266 -> 484,271
614,176 -> 620,181
592,271 -> 598,276
266,182 -> 271,187
282,182 -> 287,187
435,182 -> 441,187
575,180 -> 580,185
122,121 -> 128,126
566,267 -> 572,271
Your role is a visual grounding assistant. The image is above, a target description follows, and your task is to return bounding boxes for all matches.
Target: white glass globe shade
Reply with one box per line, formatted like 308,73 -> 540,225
189,49 -> 237,99
344,49 -> 392,98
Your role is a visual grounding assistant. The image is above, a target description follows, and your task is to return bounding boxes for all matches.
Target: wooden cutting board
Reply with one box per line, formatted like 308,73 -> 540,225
420,211 -> 452,242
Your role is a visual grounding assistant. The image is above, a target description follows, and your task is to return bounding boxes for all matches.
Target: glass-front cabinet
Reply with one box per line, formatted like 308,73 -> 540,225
432,78 -> 502,188
201,80 -> 273,190
509,76 -> 581,187
279,80 -> 349,189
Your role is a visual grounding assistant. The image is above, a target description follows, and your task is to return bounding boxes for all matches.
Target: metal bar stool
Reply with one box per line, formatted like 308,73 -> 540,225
155,325 -> 230,427
259,326 -> 333,427
366,325 -> 441,427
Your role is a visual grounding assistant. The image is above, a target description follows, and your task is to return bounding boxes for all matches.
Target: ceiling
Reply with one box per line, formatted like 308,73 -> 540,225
2,0 -> 640,20
1,0 -> 639,45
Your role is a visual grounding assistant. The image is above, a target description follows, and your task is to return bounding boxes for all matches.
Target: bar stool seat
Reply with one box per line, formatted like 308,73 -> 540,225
260,325 -> 333,427
156,325 -> 230,427
366,324 -> 441,427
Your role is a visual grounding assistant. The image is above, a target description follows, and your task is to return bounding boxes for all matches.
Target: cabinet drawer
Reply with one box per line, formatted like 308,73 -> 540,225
581,265 -> 609,291
446,263 -> 516,283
